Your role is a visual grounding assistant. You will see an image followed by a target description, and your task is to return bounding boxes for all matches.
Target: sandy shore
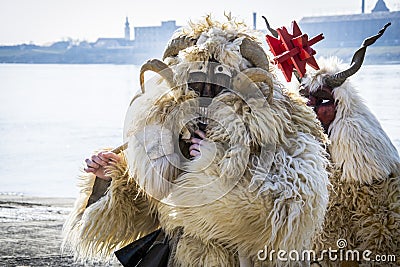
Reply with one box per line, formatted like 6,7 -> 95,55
0,195 -> 121,267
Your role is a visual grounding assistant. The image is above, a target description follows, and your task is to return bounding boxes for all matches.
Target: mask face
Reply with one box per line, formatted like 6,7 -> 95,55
300,84 -> 336,133
187,61 -> 232,98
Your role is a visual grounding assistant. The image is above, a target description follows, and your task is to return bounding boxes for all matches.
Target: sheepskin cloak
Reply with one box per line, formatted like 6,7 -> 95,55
303,58 -> 400,267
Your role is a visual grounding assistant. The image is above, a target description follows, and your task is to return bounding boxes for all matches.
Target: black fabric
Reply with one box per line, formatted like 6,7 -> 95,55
115,229 -> 170,267
136,242 -> 170,267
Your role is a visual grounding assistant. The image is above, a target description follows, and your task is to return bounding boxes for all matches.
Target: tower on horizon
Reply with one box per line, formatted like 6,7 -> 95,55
372,0 -> 390,12
125,17 -> 131,40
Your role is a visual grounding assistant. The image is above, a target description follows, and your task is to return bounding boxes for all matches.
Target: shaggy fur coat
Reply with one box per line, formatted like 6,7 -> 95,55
63,16 -> 330,267
302,58 -> 400,267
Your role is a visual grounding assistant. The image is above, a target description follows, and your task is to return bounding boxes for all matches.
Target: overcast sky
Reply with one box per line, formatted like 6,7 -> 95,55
1,0 -> 398,45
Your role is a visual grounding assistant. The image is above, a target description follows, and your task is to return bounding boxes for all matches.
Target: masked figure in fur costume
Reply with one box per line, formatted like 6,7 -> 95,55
299,24 -> 400,266
63,15 -> 330,267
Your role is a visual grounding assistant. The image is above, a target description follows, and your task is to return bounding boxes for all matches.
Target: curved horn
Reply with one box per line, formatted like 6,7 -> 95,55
233,68 -> 274,103
162,36 -> 197,60
240,38 -> 270,71
325,22 -> 391,88
262,16 -> 278,38
140,59 -> 175,93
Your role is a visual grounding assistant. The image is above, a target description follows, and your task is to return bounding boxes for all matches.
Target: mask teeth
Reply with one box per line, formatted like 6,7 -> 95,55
197,106 -> 209,125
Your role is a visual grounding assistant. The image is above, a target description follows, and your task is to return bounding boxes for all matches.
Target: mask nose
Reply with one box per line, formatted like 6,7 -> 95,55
202,83 -> 213,97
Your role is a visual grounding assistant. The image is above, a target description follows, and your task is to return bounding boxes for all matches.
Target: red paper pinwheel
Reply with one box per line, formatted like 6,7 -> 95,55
266,21 -> 324,82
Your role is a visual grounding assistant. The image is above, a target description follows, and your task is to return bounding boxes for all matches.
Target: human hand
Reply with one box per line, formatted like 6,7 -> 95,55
189,129 -> 206,158
84,151 -> 121,181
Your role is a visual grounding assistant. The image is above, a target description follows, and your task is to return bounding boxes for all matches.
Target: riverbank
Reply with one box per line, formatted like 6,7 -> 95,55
0,195 -> 120,266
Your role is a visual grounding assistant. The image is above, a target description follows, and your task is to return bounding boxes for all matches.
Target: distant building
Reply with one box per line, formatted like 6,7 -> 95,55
299,0 -> 399,47
92,18 -> 134,48
372,0 -> 389,12
93,18 -> 179,57
134,20 -> 179,50
125,17 -> 131,40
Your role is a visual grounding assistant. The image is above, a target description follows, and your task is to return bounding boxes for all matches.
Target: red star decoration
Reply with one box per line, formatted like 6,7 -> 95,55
266,21 -> 324,82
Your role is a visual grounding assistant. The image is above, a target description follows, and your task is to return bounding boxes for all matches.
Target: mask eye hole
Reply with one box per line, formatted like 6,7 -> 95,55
188,64 -> 207,95
188,62 -> 208,86
189,62 -> 208,74
214,64 -> 232,77
213,64 -> 232,90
